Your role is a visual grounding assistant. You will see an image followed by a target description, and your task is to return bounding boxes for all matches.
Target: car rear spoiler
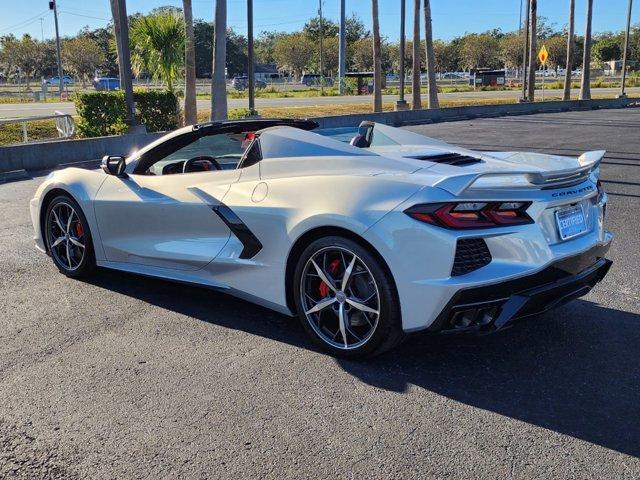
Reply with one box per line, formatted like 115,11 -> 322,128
432,150 -> 605,195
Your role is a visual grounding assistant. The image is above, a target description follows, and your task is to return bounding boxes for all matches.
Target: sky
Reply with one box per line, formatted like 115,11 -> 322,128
1,0 -> 637,42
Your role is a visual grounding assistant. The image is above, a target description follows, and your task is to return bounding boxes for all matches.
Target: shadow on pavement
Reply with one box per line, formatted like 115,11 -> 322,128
85,268 -> 640,458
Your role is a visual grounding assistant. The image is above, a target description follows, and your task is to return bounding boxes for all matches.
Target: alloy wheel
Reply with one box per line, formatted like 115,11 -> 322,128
47,201 -> 86,271
300,246 -> 380,350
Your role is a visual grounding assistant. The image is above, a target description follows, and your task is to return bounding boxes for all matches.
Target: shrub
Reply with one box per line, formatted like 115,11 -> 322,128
74,91 -> 127,137
74,90 -> 179,137
133,89 -> 179,132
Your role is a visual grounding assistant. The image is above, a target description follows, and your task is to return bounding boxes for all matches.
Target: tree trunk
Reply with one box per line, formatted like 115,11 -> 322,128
580,0 -> 593,100
183,0 -> 197,125
371,0 -> 383,112
211,0 -> 228,120
526,0 -> 537,101
423,0 -> 439,109
563,0 -> 575,101
411,0 -> 421,110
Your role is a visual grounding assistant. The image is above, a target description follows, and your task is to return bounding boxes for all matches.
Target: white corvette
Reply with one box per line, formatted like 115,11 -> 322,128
30,119 -> 613,357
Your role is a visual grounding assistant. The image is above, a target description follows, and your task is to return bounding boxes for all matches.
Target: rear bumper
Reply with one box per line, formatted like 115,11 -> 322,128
430,242 -> 612,333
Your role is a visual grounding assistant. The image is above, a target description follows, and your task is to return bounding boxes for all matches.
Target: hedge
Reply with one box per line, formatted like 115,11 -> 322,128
74,90 -> 180,138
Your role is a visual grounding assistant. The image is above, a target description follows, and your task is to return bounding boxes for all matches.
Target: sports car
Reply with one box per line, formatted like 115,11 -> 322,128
30,118 -> 613,358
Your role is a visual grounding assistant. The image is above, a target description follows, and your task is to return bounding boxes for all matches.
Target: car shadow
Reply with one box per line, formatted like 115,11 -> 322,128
84,268 -> 640,458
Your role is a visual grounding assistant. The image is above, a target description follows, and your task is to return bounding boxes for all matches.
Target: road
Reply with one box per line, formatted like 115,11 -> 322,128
1,87 -> 639,118
1,109 -> 639,478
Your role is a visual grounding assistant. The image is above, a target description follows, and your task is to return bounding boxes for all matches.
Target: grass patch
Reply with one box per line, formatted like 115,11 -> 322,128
0,119 -> 59,146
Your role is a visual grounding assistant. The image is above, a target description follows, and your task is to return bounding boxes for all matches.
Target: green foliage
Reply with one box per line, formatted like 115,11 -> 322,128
75,91 -> 127,137
130,13 -> 185,92
228,108 -> 254,119
133,89 -> 179,131
74,90 -> 179,137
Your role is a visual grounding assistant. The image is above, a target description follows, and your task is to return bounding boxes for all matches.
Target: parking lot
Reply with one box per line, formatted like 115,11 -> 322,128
1,108 -> 639,478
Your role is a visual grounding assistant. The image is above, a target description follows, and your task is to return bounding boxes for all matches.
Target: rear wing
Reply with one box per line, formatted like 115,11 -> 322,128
432,150 -> 605,195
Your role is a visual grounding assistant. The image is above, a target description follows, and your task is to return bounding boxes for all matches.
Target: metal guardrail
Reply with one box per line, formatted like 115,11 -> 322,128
0,111 -> 75,144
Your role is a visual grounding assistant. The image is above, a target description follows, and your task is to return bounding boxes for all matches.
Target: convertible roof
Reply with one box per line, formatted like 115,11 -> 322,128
258,126 -> 376,159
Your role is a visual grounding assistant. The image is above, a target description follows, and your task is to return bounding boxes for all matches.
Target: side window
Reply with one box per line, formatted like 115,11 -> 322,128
239,140 -> 262,169
144,133 -> 249,175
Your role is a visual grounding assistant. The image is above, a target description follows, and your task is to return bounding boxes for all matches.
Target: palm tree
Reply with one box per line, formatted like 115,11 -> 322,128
211,0 -> 228,120
183,0 -> 197,125
130,13 -> 185,93
371,0 -> 383,112
423,0 -> 439,108
526,0 -> 537,101
580,0 -> 593,99
563,0 -> 575,101
412,0 -> 421,110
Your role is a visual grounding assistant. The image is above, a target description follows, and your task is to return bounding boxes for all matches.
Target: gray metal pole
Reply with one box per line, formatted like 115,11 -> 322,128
51,1 -> 64,99
620,0 -> 633,97
338,0 -> 346,94
520,0 -> 530,101
247,0 -> 255,113
115,0 -> 137,127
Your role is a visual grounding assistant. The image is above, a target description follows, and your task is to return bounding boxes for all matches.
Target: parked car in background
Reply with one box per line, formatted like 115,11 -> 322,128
301,74 -> 333,87
45,75 -> 73,85
442,72 -> 465,79
231,76 -> 267,90
93,77 -> 120,91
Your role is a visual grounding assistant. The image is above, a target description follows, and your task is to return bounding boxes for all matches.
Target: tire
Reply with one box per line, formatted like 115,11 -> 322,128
44,194 -> 96,278
293,236 -> 405,358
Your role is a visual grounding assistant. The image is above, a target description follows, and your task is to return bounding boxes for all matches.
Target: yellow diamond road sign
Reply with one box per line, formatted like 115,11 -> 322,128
538,45 -> 549,65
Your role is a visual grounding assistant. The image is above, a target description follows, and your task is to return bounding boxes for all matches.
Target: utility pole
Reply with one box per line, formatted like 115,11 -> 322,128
520,0 -> 530,101
526,0 -> 537,102
395,0 -> 408,110
110,0 -> 137,128
247,0 -> 255,114
49,1 -> 64,99
619,0 -> 633,98
338,0 -> 346,94
319,0 -> 324,95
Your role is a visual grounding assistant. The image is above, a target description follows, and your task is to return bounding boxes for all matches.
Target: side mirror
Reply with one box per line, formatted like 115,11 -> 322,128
101,155 -> 127,177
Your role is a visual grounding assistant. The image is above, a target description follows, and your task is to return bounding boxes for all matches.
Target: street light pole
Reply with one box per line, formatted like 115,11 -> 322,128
619,0 -> 633,98
338,0 -> 346,94
247,0 -> 255,114
49,1 -> 64,99
520,0 -> 531,102
395,0 -> 408,110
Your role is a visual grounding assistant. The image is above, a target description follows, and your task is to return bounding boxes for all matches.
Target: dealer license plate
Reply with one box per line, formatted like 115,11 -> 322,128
555,205 -> 587,241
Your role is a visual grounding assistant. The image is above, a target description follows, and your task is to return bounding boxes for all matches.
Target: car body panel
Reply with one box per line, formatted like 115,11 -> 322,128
30,120 -> 613,332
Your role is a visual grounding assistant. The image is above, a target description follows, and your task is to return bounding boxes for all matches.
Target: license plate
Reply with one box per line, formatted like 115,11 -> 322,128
555,205 -> 587,240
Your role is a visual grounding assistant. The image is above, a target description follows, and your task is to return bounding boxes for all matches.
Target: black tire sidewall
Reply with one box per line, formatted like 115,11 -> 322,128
293,236 -> 402,359
45,195 -> 95,277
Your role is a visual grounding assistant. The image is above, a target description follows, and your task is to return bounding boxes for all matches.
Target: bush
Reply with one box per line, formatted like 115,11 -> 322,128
74,89 -> 179,137
134,90 -> 179,132
75,91 -> 127,137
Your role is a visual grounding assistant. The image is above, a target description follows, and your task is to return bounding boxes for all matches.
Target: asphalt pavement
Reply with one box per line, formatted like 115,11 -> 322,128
1,87 -> 639,118
0,108 -> 639,479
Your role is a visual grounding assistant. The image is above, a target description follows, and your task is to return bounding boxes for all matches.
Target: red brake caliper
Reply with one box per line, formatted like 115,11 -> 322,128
75,222 -> 84,237
319,259 -> 341,297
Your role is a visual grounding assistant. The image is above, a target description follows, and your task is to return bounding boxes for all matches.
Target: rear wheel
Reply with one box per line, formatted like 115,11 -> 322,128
44,195 -> 95,277
293,236 -> 404,358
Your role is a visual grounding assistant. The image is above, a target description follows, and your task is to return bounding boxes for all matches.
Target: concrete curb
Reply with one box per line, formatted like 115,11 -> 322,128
313,97 -> 639,129
0,169 -> 30,183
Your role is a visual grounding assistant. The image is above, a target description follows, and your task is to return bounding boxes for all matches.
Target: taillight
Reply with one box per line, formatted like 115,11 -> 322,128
405,202 -> 533,229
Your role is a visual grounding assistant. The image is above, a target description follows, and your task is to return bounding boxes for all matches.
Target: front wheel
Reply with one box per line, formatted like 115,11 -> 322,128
44,195 -> 95,277
293,236 -> 404,358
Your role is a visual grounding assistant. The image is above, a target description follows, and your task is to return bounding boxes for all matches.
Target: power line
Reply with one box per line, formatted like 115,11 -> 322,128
0,10 -> 51,35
